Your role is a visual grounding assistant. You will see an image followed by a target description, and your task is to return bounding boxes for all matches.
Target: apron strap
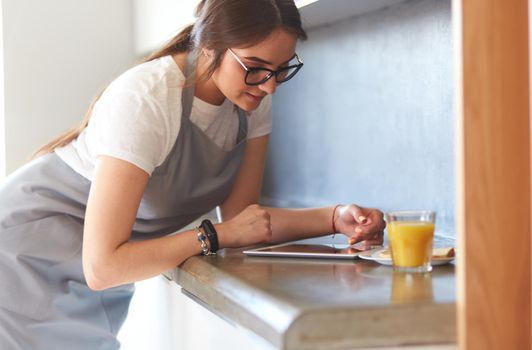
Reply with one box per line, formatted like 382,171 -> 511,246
235,107 -> 248,145
182,50 -> 197,121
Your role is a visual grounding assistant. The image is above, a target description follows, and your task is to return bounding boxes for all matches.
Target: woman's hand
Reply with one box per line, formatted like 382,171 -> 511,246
215,204 -> 272,248
334,204 -> 386,247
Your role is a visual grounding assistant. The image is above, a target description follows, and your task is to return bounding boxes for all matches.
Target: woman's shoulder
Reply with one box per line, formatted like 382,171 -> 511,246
105,55 -> 186,99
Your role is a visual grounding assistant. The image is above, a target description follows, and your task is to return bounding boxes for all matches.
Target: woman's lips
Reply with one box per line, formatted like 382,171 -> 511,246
245,92 -> 265,103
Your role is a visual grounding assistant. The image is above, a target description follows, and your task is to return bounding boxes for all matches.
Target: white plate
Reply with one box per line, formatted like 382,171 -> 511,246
358,249 -> 455,266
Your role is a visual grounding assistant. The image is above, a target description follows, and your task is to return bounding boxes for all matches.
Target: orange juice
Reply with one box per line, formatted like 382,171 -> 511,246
388,221 -> 435,268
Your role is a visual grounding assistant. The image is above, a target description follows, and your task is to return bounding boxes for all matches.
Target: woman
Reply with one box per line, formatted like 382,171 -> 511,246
0,0 -> 385,349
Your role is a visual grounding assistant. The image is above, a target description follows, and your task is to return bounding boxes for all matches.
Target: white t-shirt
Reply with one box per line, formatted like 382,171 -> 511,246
55,55 -> 272,180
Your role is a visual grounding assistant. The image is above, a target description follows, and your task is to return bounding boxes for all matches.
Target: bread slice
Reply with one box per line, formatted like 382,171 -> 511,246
378,247 -> 455,259
432,247 -> 455,258
378,249 -> 392,259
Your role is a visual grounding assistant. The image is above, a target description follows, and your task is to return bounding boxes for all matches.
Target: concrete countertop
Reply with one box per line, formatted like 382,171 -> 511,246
164,244 -> 456,350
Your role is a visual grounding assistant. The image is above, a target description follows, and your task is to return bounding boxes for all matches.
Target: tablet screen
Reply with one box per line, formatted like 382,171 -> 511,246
259,244 -> 364,254
244,243 -> 377,260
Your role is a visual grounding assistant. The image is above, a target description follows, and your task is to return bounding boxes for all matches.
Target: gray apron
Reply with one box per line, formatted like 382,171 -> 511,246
0,51 -> 248,349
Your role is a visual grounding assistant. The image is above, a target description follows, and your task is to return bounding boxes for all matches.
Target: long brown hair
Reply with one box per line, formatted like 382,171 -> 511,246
32,0 -> 307,159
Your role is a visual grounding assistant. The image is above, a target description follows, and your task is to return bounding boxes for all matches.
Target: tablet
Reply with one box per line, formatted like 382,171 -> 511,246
243,242 -> 374,260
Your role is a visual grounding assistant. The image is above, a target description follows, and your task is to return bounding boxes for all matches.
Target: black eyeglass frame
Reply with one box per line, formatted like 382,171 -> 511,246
227,48 -> 304,86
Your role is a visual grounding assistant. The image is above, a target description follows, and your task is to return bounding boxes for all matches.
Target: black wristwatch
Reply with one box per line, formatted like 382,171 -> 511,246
200,219 -> 219,253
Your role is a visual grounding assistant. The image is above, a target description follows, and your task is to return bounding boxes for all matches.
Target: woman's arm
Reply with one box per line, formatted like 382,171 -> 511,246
220,135 -> 335,241
83,156 -> 204,291
265,206 -> 336,243
83,154 -> 272,291
265,205 -> 384,245
219,135 -> 385,245
219,135 -> 269,220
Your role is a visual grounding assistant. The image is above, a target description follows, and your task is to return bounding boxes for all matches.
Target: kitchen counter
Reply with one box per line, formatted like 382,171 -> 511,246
164,242 -> 456,350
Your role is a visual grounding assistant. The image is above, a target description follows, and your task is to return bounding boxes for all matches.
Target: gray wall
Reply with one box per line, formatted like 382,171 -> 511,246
262,0 -> 454,238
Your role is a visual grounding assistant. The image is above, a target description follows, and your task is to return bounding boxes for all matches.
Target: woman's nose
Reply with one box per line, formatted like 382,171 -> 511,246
258,77 -> 277,95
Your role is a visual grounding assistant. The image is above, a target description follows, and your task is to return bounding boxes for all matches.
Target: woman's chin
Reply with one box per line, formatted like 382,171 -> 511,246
235,97 -> 262,112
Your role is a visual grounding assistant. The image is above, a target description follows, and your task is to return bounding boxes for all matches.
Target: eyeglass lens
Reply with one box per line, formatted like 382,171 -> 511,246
244,56 -> 302,85
246,67 -> 298,85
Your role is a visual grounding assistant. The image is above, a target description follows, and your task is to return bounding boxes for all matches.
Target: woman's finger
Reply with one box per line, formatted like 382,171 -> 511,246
371,231 -> 384,239
374,210 -> 386,230
361,231 -> 384,243
360,240 -> 383,247
354,224 -> 380,237
346,205 -> 370,225
348,234 -> 363,245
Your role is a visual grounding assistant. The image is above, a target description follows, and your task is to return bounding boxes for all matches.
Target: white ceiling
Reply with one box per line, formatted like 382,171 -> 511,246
133,0 -> 408,55
298,0 -> 407,29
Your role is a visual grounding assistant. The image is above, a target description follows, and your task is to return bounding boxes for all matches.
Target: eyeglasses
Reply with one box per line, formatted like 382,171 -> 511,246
227,48 -> 304,86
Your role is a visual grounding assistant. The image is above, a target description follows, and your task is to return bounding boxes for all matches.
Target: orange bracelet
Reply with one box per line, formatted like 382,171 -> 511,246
332,204 -> 341,233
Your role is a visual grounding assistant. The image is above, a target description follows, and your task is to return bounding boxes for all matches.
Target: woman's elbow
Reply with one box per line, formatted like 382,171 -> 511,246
83,258 -> 114,291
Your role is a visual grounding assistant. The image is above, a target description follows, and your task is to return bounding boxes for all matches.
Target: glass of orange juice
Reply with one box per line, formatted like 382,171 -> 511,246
385,210 -> 436,273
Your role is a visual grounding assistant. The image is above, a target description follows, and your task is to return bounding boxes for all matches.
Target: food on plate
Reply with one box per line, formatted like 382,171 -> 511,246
378,247 -> 455,259
378,249 -> 392,259
432,247 -> 455,258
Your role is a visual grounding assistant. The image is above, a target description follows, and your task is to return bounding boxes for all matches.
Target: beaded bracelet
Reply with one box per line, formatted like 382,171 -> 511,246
332,204 -> 342,232
331,204 -> 342,239
195,227 -> 215,256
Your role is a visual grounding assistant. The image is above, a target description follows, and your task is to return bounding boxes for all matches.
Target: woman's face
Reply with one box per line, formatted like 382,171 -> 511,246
211,29 -> 299,112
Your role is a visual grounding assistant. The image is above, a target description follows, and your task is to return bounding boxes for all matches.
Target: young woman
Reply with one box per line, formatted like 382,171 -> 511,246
0,0 -> 385,348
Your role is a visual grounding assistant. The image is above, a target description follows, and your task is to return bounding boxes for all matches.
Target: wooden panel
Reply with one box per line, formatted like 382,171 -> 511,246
457,0 -> 531,349
530,2 -> 532,348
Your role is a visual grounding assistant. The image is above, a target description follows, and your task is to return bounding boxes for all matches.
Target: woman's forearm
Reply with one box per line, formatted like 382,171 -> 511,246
87,229 -> 202,290
91,205 -> 338,289
266,206 -> 336,243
